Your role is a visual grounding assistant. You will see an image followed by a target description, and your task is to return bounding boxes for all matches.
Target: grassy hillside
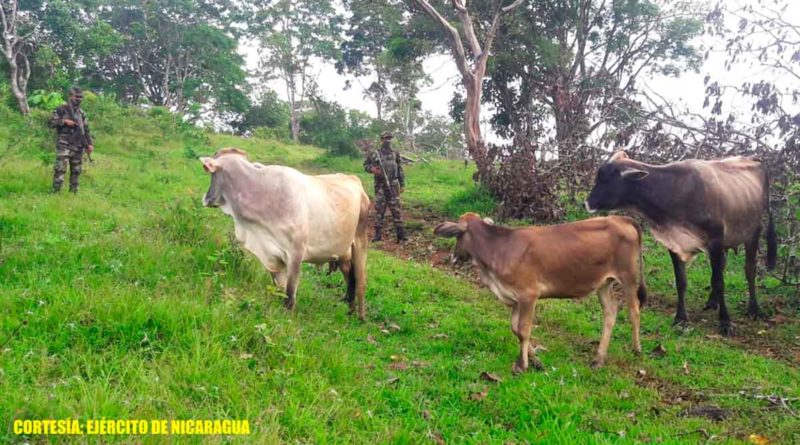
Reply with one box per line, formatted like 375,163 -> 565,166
1,97 -> 799,444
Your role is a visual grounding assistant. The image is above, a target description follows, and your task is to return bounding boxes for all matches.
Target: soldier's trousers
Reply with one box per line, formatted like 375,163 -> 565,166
374,180 -> 403,230
53,141 -> 83,192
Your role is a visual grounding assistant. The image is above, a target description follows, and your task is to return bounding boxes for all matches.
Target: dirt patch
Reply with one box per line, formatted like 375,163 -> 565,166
679,405 -> 731,421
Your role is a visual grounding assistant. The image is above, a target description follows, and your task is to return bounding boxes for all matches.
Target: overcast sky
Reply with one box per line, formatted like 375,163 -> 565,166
241,1 -> 800,131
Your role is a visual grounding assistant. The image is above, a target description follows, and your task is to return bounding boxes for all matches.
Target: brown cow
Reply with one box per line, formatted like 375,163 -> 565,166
434,213 -> 647,372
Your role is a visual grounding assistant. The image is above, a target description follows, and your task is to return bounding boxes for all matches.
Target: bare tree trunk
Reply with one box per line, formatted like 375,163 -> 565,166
1,0 -> 31,115
376,69 -> 384,121
6,56 -> 30,115
413,0 -> 523,183
463,75 -> 490,179
287,79 -> 300,142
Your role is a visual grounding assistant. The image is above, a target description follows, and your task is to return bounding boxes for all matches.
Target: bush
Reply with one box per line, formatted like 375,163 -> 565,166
28,90 -> 64,110
300,98 -> 377,157
253,126 -> 290,142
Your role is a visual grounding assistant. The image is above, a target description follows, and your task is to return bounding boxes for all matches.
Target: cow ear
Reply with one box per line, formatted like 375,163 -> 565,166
200,157 -> 220,173
434,221 -> 466,238
482,217 -> 495,225
621,169 -> 648,181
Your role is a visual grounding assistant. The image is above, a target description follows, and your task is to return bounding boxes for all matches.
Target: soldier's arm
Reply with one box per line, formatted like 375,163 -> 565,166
82,111 -> 94,144
48,107 -> 65,128
396,153 -> 405,187
364,154 -> 375,174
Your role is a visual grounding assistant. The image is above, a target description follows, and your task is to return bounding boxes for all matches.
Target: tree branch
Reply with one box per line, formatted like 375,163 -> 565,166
413,0 -> 473,81
451,0 -> 482,58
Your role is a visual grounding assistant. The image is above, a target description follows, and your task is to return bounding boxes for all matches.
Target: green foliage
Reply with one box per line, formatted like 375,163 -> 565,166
88,0 -> 248,114
485,0 -> 705,143
252,126 -> 291,142
28,90 -> 64,110
2,99 -> 800,443
235,90 -> 291,136
299,97 -> 374,157
255,0 -> 343,141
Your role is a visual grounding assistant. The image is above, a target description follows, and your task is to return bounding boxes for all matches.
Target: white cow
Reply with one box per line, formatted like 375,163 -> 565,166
200,148 -> 370,319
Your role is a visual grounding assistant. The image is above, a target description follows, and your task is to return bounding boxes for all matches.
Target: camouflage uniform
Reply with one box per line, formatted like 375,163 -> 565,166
49,91 -> 93,193
364,132 -> 406,242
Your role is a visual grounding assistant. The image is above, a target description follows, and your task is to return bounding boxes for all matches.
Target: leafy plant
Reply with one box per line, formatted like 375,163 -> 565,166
28,90 -> 63,110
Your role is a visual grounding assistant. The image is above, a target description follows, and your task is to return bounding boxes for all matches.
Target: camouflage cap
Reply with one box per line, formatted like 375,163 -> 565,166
380,131 -> 393,140
68,87 -> 83,98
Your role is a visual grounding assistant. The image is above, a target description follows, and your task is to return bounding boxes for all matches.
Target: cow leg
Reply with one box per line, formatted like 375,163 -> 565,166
511,299 -> 539,374
283,256 -> 303,311
703,251 -> 720,311
353,199 -> 370,321
339,260 -> 355,305
626,283 -> 642,355
592,283 -> 619,369
669,251 -> 689,325
745,228 -> 762,319
709,244 -> 732,336
351,246 -> 367,321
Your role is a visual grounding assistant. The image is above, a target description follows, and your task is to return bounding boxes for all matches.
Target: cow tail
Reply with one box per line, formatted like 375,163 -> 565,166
634,220 -> 647,306
765,168 -> 778,270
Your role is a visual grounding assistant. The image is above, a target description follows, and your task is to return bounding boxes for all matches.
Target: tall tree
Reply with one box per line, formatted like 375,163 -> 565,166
411,0 -> 524,181
257,0 -> 342,141
487,0 -> 703,161
338,0 -> 429,124
0,0 -> 36,114
90,0 -> 247,115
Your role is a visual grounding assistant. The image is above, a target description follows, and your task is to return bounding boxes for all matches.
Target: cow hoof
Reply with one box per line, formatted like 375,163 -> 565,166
632,348 -> 642,356
512,361 -> 527,375
590,359 -> 605,369
672,316 -> 688,327
718,324 -> 734,337
702,300 -> 719,311
746,305 -> 762,320
529,355 -> 544,371
283,298 -> 295,310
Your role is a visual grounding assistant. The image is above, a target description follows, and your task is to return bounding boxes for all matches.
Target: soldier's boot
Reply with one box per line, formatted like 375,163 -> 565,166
371,227 -> 382,242
396,226 -> 407,243
51,183 -> 62,193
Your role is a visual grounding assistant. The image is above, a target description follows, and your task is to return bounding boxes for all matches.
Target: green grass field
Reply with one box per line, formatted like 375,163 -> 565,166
1,102 -> 799,444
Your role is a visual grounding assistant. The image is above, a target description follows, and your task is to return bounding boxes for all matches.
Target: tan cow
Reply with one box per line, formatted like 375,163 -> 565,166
434,213 -> 646,371
200,148 -> 370,319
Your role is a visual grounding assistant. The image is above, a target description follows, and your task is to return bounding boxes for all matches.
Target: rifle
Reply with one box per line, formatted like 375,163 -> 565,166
67,102 -> 94,163
373,148 -> 399,201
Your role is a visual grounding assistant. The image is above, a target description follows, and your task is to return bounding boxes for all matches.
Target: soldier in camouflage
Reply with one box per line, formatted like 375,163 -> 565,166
364,131 -> 407,242
49,87 -> 94,193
